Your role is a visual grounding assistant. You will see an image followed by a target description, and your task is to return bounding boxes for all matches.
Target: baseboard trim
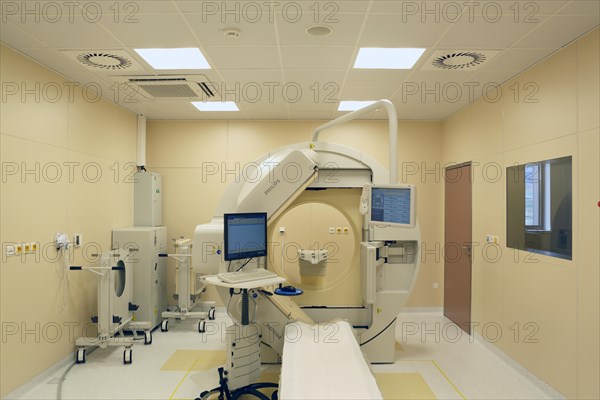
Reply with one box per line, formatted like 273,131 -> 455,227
3,349 -> 95,400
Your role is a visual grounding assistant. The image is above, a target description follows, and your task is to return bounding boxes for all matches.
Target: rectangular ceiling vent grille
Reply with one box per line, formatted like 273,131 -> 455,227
137,83 -> 199,98
113,75 -> 218,100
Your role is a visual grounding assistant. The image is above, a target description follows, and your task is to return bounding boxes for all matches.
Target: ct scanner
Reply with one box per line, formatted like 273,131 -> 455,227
192,101 -> 421,391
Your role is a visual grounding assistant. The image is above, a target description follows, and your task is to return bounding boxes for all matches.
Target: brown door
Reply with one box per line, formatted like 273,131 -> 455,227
444,164 -> 472,334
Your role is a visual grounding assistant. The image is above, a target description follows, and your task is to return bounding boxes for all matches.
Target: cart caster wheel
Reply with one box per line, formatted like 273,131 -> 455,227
144,330 -> 152,345
161,319 -> 169,332
208,308 -> 216,320
198,320 -> 206,333
123,348 -> 133,365
76,348 -> 86,364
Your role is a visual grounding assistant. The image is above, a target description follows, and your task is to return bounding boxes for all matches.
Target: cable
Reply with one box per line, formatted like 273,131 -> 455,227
360,317 -> 397,347
56,361 -> 76,400
59,247 -> 70,313
235,258 -> 253,272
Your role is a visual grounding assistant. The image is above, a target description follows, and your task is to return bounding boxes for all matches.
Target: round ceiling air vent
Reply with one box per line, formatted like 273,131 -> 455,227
76,52 -> 132,70
432,52 -> 486,70
223,28 -> 241,39
306,25 -> 333,36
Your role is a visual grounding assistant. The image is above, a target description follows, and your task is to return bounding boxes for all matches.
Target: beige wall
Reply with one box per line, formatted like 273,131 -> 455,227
442,28 -> 599,399
0,45 -> 137,396
1,28 -> 597,400
146,119 -> 444,308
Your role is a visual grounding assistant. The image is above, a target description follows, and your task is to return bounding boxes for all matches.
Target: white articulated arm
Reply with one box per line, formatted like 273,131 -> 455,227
312,99 -> 398,184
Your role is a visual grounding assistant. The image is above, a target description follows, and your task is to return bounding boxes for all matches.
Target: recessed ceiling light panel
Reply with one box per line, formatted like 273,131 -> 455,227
192,101 -> 239,111
134,48 -> 210,70
354,48 -> 426,69
338,101 -> 377,111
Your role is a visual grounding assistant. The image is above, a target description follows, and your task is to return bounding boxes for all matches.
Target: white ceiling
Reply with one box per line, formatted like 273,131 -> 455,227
1,0 -> 598,120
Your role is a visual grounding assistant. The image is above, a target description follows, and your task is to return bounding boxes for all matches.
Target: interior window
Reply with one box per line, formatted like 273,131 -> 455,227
507,156 -> 572,260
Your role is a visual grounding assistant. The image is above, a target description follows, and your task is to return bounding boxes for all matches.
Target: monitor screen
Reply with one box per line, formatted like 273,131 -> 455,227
368,185 -> 416,228
224,212 -> 268,261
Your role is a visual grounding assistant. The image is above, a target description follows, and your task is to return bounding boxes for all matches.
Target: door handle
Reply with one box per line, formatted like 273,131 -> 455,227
460,245 -> 471,257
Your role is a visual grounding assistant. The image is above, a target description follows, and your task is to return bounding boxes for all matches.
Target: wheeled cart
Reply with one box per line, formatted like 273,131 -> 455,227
70,251 -> 152,365
159,238 -> 215,333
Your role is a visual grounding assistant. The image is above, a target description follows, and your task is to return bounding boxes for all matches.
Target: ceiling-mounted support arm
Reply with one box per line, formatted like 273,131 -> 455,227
311,99 -> 398,184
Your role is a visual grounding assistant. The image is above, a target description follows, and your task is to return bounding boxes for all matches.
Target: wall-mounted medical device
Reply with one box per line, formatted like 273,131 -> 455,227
364,184 -> 416,228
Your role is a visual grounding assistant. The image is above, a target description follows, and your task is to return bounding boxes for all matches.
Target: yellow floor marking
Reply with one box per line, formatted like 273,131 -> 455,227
161,350 -> 226,371
168,357 -> 199,400
374,372 -> 437,399
401,360 -> 467,399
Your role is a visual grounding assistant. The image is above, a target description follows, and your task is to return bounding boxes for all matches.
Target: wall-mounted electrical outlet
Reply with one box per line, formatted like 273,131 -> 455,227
336,227 -> 342,234
24,243 -> 31,253
6,244 -> 15,257
73,234 -> 82,247
329,227 -> 335,234
343,227 -> 350,234
279,227 -> 285,234
31,242 -> 38,252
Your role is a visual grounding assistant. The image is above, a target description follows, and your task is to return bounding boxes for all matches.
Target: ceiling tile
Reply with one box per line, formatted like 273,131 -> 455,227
340,86 -> 398,101
360,14 -> 451,47
290,109 -> 336,120
482,48 -> 558,71
513,15 -> 600,48
280,46 -> 354,69
175,1 -> 368,15
99,14 -> 197,47
558,1 -> 600,15
2,0 -> 595,121
6,16 -> 121,48
219,69 -> 284,86
345,69 -> 411,87
0,22 -> 47,48
276,13 -> 365,46
438,16 -> 549,49
408,69 -> 476,85
204,46 -> 281,69
13,47 -> 88,74
462,69 -> 523,100
463,1 -> 565,17
120,1 -> 179,15
184,13 -> 278,46
83,1 -> 180,16
283,69 -> 345,86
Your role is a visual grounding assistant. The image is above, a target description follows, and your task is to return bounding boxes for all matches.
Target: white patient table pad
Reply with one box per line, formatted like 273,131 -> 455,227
279,320 -> 383,400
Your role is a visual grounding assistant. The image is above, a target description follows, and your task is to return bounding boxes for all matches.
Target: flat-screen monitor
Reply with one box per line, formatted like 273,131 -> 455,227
224,212 -> 268,261
367,184 -> 416,228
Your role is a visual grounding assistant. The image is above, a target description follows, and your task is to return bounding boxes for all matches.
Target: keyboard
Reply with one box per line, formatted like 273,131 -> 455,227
218,269 -> 278,284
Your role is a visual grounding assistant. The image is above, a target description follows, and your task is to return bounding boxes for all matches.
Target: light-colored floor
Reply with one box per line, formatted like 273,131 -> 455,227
7,311 -> 563,400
